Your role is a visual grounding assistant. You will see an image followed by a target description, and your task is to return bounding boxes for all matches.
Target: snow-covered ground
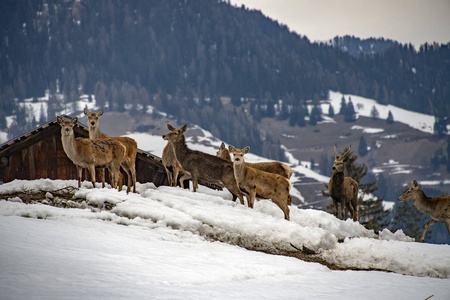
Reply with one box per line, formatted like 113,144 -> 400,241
327,91 -> 441,134
1,179 -> 449,299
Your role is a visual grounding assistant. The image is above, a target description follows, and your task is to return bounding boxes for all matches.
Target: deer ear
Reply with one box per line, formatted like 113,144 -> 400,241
99,109 -> 104,116
228,145 -> 235,153
83,108 -> 88,115
57,116 -> 62,124
167,124 -> 175,131
412,180 -> 418,188
220,142 -> 225,149
181,124 -> 187,132
243,146 -> 250,154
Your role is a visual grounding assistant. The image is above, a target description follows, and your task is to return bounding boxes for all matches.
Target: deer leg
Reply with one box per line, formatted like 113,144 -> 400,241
420,219 -> 437,242
77,166 -> 83,188
333,199 -> 339,218
101,168 -> 106,188
352,201 -> 359,222
173,167 -> 180,188
121,165 -> 132,193
164,166 -> 173,186
248,189 -> 256,208
87,165 -> 96,188
340,202 -> 346,220
179,172 -> 191,189
272,198 -> 290,221
191,174 -> 199,192
346,201 -> 355,221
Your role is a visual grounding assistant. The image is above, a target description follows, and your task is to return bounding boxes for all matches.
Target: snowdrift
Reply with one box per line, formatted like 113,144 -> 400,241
1,179 -> 449,279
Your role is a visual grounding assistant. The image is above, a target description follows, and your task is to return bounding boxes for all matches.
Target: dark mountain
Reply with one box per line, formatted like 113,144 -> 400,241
1,0 -> 449,156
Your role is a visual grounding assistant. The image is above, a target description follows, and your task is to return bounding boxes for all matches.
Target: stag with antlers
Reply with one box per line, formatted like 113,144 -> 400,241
328,145 -> 359,221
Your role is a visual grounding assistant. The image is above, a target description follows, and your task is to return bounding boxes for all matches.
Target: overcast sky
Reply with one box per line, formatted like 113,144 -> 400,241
229,0 -> 450,49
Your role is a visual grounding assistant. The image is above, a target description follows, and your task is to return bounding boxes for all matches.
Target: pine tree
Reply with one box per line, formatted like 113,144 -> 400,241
344,98 -> 357,122
358,135 -> 368,157
309,103 -> 322,126
386,110 -> 394,124
370,105 -> 379,119
339,96 -> 347,115
433,117 -> 448,137
328,104 -> 335,117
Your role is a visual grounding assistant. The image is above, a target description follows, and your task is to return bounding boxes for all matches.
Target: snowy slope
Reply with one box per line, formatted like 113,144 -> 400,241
1,179 -> 449,299
327,91 -> 440,134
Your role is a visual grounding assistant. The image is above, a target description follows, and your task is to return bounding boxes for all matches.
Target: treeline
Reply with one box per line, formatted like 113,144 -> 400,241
1,0 -> 449,156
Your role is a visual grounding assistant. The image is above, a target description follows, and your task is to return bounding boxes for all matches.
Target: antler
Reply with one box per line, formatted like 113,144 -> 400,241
342,145 -> 352,158
333,144 -> 338,156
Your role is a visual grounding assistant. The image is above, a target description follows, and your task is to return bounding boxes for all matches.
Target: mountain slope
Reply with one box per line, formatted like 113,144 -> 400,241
1,0 -> 449,152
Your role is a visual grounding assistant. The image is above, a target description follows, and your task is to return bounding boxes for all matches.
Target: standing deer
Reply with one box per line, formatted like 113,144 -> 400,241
84,108 -> 138,193
162,141 -> 185,187
398,180 -> 450,242
57,116 -> 126,189
229,145 -> 291,220
328,145 -> 359,221
162,124 -> 245,204
217,142 -> 293,179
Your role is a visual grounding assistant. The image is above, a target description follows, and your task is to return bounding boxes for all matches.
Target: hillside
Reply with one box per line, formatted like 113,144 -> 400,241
1,179 -> 449,299
1,0 -> 449,155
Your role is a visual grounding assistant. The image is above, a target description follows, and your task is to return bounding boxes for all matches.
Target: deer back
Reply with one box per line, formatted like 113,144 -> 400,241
247,161 -> 292,179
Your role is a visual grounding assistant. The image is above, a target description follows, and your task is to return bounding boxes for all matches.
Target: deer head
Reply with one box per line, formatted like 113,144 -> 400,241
84,108 -> 104,129
57,116 -> 78,136
229,146 -> 250,166
216,142 -> 231,160
332,144 -> 351,173
162,124 -> 187,143
398,180 -> 421,202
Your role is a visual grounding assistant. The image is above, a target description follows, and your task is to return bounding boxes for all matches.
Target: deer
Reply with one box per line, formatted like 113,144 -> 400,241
398,180 -> 450,242
57,116 -> 126,189
162,141 -> 185,187
229,145 -> 291,221
84,108 -> 138,193
162,124 -> 245,205
217,142 -> 293,179
328,145 -> 359,221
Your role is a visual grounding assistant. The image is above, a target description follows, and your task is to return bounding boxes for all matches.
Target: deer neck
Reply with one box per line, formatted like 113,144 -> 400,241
61,131 -> 79,162
411,190 -> 434,214
170,135 -> 189,163
89,126 -> 101,139
331,170 -> 345,192
233,160 -> 246,181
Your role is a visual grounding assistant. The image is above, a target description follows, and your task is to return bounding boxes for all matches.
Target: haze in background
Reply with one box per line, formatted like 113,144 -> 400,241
230,0 -> 450,49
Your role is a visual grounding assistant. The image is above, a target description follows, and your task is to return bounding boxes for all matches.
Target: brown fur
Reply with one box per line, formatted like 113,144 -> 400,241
328,145 -> 359,221
162,124 -> 245,204
162,142 -> 185,187
229,145 -> 291,221
84,108 -> 138,193
57,116 -> 126,189
398,180 -> 450,242
217,142 -> 293,179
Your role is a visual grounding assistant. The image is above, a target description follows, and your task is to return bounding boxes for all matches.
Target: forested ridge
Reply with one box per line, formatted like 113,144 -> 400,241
1,0 -> 449,154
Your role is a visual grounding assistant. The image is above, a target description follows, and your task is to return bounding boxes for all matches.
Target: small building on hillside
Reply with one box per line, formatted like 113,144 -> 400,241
0,115 -> 168,187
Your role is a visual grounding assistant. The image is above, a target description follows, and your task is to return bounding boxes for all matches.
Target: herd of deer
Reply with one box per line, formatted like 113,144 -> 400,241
57,110 -> 449,242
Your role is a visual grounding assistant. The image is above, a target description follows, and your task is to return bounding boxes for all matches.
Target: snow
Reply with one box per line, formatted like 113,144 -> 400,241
1,179 -> 449,299
327,91 -> 439,134
351,125 -> 384,134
